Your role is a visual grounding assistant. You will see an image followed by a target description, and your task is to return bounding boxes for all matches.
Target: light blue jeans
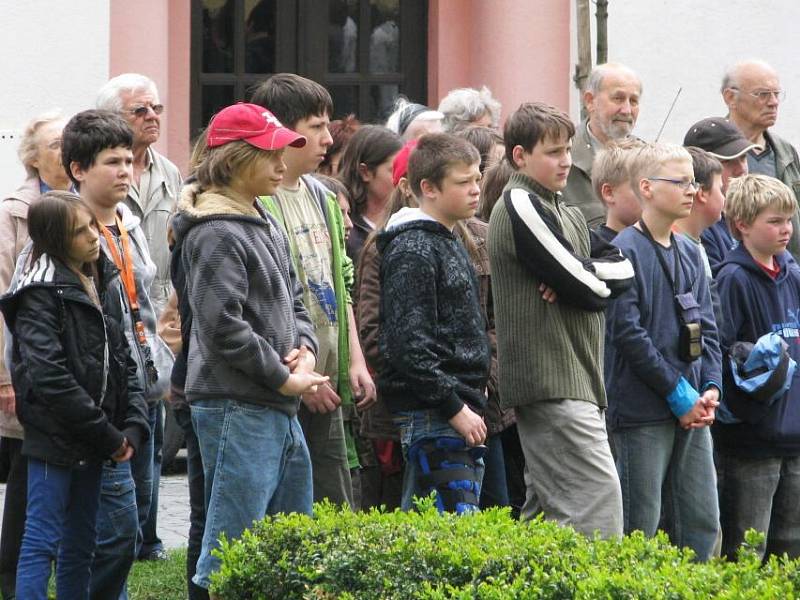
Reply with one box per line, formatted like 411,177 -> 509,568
612,423 -> 719,561
190,399 -> 313,589
394,409 -> 485,512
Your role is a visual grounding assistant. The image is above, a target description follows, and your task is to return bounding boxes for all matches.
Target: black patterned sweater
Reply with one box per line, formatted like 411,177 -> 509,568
377,208 -> 490,420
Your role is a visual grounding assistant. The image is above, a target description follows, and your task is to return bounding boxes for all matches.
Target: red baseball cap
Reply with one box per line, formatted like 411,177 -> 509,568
392,139 -> 418,186
206,103 -> 306,150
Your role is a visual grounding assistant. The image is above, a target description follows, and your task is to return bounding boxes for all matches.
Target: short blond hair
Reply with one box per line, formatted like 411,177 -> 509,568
591,137 -> 645,201
628,142 -> 692,200
725,174 -> 798,240
196,140 -> 276,189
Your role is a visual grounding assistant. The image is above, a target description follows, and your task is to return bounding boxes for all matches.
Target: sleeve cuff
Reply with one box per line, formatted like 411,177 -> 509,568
667,376 -> 699,418
439,392 -> 464,421
702,381 -> 722,401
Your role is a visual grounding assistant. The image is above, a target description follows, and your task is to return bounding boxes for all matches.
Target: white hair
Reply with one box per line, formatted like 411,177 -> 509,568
96,73 -> 159,112
437,86 -> 501,132
18,110 -> 64,178
385,97 -> 443,139
586,62 -> 642,96
720,59 -> 777,94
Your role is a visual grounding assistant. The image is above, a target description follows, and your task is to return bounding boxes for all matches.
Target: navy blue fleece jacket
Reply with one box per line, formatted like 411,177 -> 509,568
605,226 -> 722,429
714,245 -> 800,457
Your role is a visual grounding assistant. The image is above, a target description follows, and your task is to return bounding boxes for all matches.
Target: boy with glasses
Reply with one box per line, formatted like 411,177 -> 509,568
605,142 -> 722,561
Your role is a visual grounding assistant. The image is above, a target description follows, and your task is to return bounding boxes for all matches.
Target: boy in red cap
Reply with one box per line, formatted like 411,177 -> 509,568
170,103 -> 327,592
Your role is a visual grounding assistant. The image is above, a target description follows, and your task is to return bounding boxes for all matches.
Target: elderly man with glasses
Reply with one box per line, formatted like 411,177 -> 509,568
722,59 -> 800,257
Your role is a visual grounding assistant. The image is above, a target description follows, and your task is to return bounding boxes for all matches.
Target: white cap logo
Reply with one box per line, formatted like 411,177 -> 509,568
262,111 -> 283,128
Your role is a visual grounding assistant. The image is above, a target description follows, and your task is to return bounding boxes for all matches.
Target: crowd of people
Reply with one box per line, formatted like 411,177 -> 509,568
0,57 -> 798,599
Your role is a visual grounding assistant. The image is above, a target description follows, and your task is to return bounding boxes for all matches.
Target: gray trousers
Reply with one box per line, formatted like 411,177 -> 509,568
515,399 -> 623,538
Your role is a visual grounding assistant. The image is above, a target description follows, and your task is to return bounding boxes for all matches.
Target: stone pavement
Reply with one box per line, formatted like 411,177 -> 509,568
0,469 -> 191,550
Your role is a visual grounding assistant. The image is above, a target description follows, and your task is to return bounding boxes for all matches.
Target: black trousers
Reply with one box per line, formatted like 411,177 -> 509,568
0,437 -> 26,599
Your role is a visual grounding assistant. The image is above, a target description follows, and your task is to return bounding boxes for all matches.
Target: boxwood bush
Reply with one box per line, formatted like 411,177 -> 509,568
209,499 -> 799,599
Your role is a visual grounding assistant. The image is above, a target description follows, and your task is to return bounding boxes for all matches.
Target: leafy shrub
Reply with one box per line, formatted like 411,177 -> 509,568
209,499 -> 798,599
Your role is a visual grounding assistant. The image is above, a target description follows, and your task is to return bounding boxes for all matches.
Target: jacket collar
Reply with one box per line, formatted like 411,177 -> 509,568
126,148 -> 173,213
507,171 -> 560,204
572,118 -> 596,176
178,183 -> 263,220
763,129 -> 796,177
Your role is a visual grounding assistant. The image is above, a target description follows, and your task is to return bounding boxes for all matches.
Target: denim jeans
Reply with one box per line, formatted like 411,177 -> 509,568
16,457 -> 102,600
613,423 -> 719,561
89,461 -> 138,600
191,399 -> 313,590
129,402 -> 156,558
174,405 -> 209,600
480,433 -> 509,509
395,409 -> 485,512
140,400 -> 164,557
716,452 -> 800,560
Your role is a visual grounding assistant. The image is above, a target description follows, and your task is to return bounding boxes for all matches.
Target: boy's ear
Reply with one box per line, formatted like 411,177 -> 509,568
70,161 -> 85,183
511,145 -> 527,169
734,219 -> 749,238
419,178 -> 438,200
694,186 -> 709,205
638,177 -> 652,200
600,182 -> 615,205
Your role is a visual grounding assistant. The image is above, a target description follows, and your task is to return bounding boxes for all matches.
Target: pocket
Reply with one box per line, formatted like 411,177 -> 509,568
675,292 -> 701,324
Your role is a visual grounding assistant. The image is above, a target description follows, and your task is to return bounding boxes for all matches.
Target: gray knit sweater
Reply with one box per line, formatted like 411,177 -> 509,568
488,172 -> 626,408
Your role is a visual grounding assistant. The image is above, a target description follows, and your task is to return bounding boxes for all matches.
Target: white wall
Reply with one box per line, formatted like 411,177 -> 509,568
0,1 -> 110,193
570,0 -> 800,147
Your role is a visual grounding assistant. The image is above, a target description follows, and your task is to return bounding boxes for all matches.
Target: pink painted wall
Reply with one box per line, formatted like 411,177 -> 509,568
428,0 -> 571,124
109,0 -> 191,175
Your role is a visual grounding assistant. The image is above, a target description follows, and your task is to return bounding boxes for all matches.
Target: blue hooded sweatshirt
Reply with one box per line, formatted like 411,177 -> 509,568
605,226 -> 722,429
714,245 -> 800,457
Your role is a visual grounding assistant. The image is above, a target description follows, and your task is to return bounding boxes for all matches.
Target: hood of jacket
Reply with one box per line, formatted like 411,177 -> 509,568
718,244 -> 797,285
1,252 -> 117,328
376,208 -> 449,253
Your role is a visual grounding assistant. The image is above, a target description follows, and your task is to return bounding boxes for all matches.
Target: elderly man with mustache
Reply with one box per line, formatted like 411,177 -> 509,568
564,62 -> 642,228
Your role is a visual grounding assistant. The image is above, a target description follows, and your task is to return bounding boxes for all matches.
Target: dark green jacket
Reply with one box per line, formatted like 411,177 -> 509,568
764,130 -> 800,258
563,118 -> 606,229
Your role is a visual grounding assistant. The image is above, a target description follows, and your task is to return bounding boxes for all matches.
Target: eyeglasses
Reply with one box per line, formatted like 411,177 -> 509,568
127,104 -> 164,118
730,87 -> 786,103
647,177 -> 699,192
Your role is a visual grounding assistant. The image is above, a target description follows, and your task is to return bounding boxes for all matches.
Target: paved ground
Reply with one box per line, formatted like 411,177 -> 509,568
0,462 -> 191,550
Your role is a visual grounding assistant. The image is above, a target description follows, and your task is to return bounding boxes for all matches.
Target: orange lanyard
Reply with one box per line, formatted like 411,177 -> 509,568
101,215 -> 147,346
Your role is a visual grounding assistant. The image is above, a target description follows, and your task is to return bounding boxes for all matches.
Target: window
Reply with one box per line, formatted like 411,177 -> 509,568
191,0 -> 427,136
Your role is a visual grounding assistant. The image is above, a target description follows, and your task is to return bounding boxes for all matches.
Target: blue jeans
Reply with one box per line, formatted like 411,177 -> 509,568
140,400 -> 164,557
395,409 -> 485,512
89,461 -> 138,600
16,458 -> 102,600
612,423 -> 719,561
716,452 -> 800,560
129,402 -> 157,558
191,399 -> 313,590
480,433 -> 509,509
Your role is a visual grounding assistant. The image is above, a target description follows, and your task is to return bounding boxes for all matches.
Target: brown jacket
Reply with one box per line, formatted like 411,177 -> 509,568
356,217 -> 513,439
0,178 -> 41,438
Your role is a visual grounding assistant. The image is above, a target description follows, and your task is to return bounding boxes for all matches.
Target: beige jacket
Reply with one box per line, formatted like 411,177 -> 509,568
0,178 -> 41,438
124,149 -> 182,316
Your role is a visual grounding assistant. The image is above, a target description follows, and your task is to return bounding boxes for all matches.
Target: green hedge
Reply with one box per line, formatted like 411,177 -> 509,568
210,499 -> 799,599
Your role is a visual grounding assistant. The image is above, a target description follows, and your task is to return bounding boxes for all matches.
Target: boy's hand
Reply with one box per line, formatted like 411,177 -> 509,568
350,361 -> 377,411
539,283 -> 557,304
448,405 -> 487,447
300,380 -> 340,413
284,345 -> 316,374
678,398 -> 715,430
111,438 -> 134,463
0,384 -> 15,416
281,372 -> 329,399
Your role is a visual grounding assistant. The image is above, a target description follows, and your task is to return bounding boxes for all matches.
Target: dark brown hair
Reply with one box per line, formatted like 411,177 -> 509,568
503,102 -> 575,167
685,146 -> 723,190
478,158 -> 514,221
457,126 -> 504,175
407,133 -> 480,197
338,125 -> 402,217
249,73 -> 333,128
319,115 -> 361,175
313,173 -> 351,203
29,190 -> 98,276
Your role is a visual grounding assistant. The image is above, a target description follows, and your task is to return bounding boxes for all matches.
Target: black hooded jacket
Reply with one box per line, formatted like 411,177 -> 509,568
377,209 -> 490,420
0,252 -> 149,466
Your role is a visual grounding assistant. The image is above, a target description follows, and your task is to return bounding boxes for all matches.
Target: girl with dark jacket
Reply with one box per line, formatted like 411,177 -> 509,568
0,191 -> 148,600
